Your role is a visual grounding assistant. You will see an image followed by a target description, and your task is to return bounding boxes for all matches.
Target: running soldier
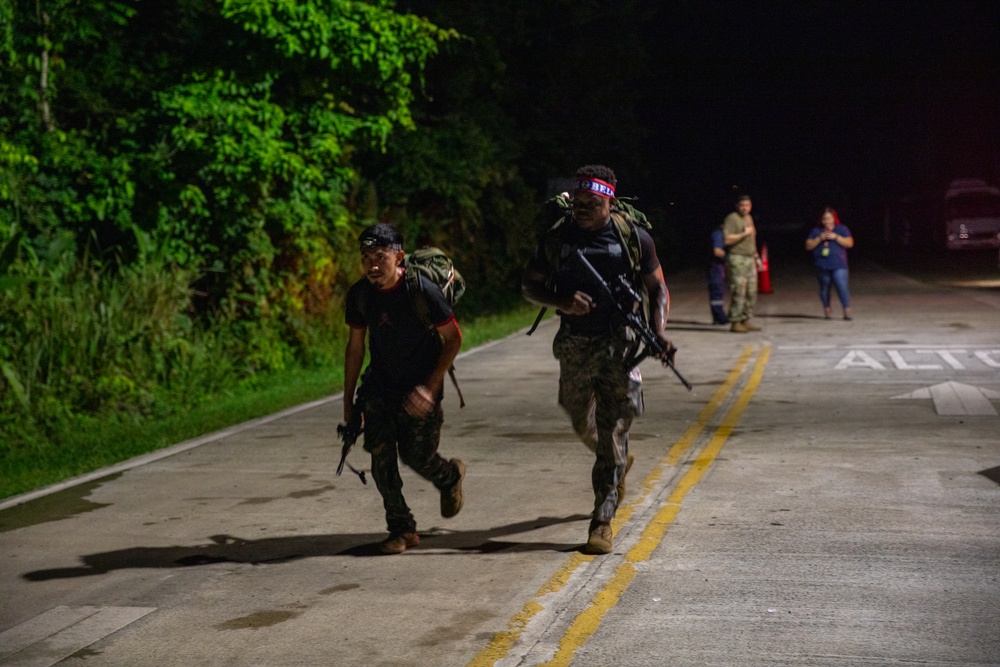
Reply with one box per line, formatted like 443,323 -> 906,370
343,223 -> 466,554
521,165 -> 674,554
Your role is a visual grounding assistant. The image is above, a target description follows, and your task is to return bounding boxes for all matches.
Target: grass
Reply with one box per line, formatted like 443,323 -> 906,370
0,304 -> 547,501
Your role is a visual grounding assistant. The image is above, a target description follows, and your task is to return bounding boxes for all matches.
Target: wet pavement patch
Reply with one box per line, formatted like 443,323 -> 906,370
214,610 -> 303,630
319,583 -> 361,595
0,474 -> 120,533
288,485 -> 335,499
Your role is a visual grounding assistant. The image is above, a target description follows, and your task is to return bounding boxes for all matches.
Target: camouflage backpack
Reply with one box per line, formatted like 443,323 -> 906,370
404,246 -> 466,325
356,246 -> 467,406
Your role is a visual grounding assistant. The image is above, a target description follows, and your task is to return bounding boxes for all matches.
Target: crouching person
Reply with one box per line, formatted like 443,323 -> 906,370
343,223 -> 466,554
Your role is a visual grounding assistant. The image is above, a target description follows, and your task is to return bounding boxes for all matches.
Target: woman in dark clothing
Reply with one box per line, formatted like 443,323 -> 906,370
805,207 -> 855,320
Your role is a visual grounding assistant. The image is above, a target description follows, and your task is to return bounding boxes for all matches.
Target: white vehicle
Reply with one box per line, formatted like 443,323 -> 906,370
944,178 -> 1000,249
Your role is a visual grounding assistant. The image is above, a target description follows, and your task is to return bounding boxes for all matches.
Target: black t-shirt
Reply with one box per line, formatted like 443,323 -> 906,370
528,219 -> 660,335
345,270 -> 454,398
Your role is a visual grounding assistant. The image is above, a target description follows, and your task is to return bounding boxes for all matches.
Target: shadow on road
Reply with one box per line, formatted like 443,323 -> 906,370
22,514 -> 591,580
978,466 -> 1000,487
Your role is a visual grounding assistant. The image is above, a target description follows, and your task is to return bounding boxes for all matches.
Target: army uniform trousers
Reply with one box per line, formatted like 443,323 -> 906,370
726,253 -> 758,323
553,327 -> 644,525
363,392 -> 458,534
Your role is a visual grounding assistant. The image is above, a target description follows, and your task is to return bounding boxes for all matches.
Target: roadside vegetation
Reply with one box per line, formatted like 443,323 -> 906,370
0,302 -> 542,500
0,1 -> 659,500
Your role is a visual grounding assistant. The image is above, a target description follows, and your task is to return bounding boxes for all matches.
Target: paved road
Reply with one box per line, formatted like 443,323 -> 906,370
2,257 -> 999,667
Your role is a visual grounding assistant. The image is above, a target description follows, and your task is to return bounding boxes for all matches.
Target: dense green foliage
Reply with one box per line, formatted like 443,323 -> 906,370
0,0 -> 665,491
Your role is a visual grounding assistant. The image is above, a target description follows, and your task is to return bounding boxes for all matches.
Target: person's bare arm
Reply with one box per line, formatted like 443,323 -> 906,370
522,266 -> 594,315
642,266 -> 675,358
404,319 -> 462,417
343,326 -> 366,423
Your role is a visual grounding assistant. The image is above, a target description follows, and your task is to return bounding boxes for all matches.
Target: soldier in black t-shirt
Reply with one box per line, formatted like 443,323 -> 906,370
343,224 -> 466,554
522,165 -> 674,555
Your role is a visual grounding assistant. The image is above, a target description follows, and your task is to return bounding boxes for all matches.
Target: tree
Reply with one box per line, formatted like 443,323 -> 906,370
1,0 -> 456,352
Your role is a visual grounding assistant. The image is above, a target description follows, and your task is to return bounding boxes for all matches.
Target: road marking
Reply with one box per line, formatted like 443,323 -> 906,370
0,606 -> 155,666
835,350 -> 885,370
465,344 -> 764,667
537,346 -> 770,667
975,350 -> 1000,368
917,349 -> 968,370
827,349 -> 1000,372
886,350 -> 941,370
892,381 -> 1000,415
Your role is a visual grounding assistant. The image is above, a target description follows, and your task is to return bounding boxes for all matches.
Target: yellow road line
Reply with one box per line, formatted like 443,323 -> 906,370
540,345 -> 771,666
465,345 -> 759,667
635,345 -> 755,504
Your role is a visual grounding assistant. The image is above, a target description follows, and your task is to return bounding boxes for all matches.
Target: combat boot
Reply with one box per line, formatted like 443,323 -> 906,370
440,458 -> 466,518
585,522 -> 613,555
730,321 -> 749,333
379,531 -> 420,555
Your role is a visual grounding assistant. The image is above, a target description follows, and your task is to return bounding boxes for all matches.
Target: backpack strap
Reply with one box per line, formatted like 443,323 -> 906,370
404,270 -> 465,408
526,213 -> 646,336
447,366 -> 465,408
611,214 -> 651,325
526,307 -> 547,335
610,211 -> 642,276
404,269 -> 434,330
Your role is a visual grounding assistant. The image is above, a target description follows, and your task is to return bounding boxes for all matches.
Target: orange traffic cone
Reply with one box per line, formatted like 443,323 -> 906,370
758,243 -> 773,294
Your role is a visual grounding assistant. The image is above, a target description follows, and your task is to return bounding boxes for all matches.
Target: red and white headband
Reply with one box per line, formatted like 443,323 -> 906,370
576,178 -> 616,198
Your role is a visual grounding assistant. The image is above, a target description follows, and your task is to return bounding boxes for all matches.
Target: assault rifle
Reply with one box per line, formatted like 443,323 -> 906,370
336,387 -> 368,484
573,249 -> 693,391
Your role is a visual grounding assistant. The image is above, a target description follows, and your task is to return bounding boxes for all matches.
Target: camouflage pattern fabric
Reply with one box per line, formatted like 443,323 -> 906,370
363,393 -> 457,534
726,253 -> 758,323
553,327 -> 644,525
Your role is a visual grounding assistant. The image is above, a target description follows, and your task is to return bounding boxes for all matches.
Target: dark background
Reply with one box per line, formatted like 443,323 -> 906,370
428,0 -> 1000,266
636,0 -> 1000,261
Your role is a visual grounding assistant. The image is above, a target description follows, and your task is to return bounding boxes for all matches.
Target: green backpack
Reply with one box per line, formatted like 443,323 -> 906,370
404,246 -> 466,325
356,246 -> 467,406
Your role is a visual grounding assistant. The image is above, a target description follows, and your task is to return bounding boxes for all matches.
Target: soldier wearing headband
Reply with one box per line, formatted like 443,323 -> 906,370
343,223 -> 466,554
522,165 -> 674,554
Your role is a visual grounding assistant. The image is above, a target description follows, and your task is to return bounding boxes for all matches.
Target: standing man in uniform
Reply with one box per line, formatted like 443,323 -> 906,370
521,165 -> 674,554
343,223 -> 466,554
723,195 -> 763,332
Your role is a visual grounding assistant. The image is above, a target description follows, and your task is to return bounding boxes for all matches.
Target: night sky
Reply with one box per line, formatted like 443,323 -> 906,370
616,1 -> 1000,247
407,1 -> 999,257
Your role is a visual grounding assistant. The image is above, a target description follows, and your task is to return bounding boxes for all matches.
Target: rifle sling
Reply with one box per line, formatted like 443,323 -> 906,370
526,307 -> 547,335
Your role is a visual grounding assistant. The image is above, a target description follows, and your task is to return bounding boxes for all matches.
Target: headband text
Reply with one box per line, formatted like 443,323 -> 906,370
576,178 -> 616,198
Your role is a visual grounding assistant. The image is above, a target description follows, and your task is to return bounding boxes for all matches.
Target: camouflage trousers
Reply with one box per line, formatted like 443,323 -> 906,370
726,253 -> 758,323
553,327 -> 644,525
363,393 -> 459,534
